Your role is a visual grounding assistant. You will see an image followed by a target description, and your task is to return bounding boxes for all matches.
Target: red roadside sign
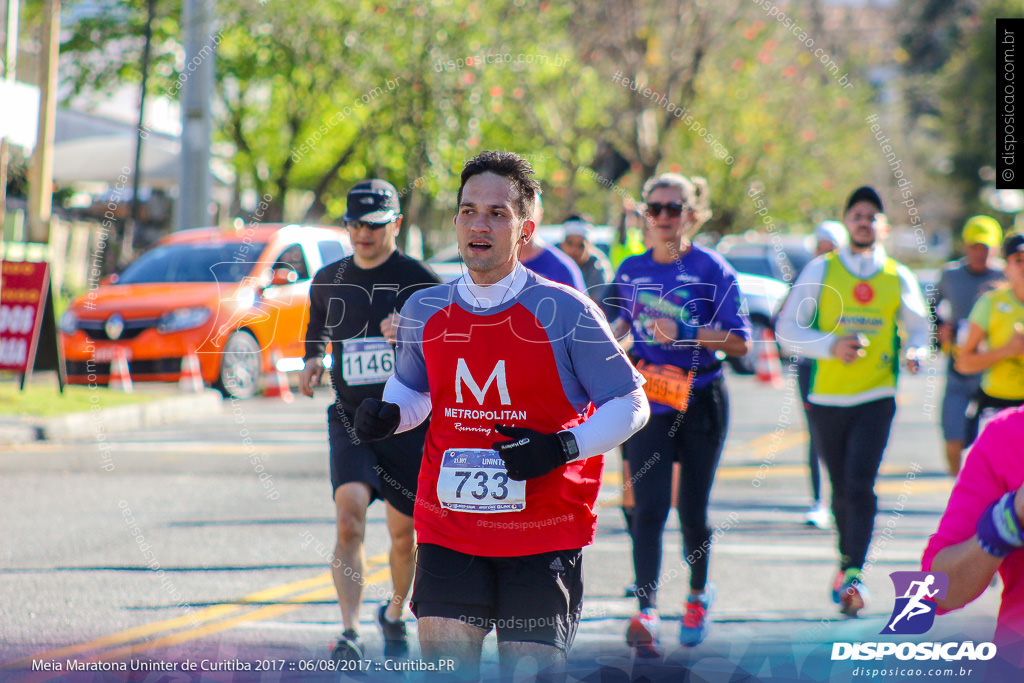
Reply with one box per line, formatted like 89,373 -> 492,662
0,260 -> 64,390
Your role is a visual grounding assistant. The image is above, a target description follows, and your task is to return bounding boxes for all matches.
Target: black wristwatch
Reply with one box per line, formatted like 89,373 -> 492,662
557,431 -> 580,461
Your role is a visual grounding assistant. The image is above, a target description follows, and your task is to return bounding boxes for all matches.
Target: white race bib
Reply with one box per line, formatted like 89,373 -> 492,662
341,337 -> 395,386
436,448 -> 526,513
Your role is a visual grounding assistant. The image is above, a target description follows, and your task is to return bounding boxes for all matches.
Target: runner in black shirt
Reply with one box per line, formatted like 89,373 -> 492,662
300,179 -> 439,663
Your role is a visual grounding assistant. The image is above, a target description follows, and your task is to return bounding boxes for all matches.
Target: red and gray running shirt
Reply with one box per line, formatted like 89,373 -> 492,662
394,270 -> 643,557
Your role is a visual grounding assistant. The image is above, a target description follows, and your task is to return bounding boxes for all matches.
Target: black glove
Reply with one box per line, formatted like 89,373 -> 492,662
355,398 -> 401,442
491,424 -> 573,481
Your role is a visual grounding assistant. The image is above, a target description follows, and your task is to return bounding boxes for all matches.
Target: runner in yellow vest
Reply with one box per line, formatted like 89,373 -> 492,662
956,233 -> 1024,440
610,205 -> 648,270
776,186 -> 930,617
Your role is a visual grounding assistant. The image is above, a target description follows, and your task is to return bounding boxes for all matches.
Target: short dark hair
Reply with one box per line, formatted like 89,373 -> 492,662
457,150 -> 541,222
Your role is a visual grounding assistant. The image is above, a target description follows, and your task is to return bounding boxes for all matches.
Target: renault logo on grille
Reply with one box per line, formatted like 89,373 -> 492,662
105,314 -> 125,341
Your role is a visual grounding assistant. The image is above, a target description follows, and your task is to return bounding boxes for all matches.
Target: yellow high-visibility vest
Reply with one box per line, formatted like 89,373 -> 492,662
810,252 -> 902,401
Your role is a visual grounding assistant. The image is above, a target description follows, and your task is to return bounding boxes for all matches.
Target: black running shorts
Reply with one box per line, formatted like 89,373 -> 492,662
327,404 -> 426,517
410,542 -> 584,651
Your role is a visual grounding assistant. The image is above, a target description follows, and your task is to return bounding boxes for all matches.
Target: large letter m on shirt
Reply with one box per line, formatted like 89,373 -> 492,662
455,359 -> 511,405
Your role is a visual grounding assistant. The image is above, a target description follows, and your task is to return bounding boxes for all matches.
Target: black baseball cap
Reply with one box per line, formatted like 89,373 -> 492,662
845,186 -> 884,214
343,179 -> 400,224
1003,232 -> 1024,259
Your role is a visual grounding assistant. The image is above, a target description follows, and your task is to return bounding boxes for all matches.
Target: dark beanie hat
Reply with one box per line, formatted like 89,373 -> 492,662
845,186 -> 884,214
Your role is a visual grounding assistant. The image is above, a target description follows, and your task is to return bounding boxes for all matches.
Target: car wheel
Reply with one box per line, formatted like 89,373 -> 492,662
217,330 -> 263,399
728,315 -> 771,375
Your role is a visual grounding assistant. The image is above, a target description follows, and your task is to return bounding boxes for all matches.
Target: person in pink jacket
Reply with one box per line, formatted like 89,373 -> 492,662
923,405 -> 1024,668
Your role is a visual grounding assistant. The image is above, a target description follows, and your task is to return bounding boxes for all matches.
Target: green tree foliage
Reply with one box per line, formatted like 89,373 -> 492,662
935,0 -> 1024,220
54,0 -> 882,243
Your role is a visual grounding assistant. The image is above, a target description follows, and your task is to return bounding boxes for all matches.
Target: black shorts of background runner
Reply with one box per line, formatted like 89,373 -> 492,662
328,404 -> 426,517
625,376 -> 729,610
965,391 -> 1024,447
806,397 -> 896,571
410,543 -> 583,652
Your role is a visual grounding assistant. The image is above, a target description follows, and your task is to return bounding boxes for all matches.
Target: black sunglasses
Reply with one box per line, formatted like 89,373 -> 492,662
645,202 -> 686,218
346,220 -> 390,231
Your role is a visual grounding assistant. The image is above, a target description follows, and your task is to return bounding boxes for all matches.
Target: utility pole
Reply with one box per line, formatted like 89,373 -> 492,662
0,0 -> 20,229
175,0 -> 214,231
26,0 -> 58,244
123,0 -> 156,263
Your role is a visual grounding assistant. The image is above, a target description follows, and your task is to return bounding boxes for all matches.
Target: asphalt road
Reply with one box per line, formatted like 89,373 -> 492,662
0,362 -> 1006,682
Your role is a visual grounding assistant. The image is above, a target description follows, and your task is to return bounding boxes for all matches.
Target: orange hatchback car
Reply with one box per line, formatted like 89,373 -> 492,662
60,224 -> 352,398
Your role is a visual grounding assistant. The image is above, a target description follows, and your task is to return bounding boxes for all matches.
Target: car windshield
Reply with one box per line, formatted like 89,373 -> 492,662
117,242 -> 268,284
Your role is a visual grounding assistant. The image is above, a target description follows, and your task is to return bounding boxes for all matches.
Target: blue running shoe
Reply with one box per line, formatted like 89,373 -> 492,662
679,585 -> 714,646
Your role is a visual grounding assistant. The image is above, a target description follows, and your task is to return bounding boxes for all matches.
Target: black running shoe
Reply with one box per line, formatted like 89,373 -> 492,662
331,629 -> 363,663
377,602 -> 409,658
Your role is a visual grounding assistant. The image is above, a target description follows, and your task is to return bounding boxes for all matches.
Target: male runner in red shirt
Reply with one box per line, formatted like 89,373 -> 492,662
356,151 -> 649,678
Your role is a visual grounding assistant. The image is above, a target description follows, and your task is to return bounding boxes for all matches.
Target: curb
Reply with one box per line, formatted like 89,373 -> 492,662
0,390 -> 225,444
0,423 -> 41,444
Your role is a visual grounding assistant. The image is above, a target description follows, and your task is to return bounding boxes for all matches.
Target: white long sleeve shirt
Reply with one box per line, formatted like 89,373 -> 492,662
775,245 -> 930,405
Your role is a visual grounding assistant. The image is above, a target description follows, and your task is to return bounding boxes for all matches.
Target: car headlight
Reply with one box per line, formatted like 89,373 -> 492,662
235,288 -> 257,309
157,306 -> 212,333
59,311 -> 78,335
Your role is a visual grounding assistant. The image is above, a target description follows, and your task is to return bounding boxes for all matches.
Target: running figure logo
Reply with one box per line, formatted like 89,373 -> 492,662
882,571 -> 949,635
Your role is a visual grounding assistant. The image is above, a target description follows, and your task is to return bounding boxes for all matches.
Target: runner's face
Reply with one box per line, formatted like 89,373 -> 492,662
1006,252 -> 1024,283
965,243 -> 990,270
644,186 -> 694,244
560,235 -> 586,264
456,172 -> 534,284
843,201 -> 879,249
346,219 -> 400,264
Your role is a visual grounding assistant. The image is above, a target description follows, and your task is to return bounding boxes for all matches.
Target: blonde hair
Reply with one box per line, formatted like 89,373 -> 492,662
641,172 -> 712,227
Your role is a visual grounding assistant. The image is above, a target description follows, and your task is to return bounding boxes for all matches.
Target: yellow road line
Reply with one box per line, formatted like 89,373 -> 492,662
717,463 -> 806,480
876,478 -> 952,496
4,574 -> 330,667
4,555 -> 386,671
726,431 -> 809,459
603,431 -> 811,487
91,567 -> 392,664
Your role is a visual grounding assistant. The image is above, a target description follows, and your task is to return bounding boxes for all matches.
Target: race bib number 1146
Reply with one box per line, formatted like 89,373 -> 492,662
341,337 -> 395,386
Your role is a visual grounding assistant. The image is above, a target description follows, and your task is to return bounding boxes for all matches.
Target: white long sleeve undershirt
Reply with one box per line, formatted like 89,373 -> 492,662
382,377 -> 648,462
566,387 -> 649,461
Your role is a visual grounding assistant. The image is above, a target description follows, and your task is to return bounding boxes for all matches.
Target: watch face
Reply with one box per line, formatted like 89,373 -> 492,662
559,432 -> 579,458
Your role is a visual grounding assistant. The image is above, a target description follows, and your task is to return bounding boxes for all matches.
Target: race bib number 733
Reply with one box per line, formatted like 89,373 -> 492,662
436,448 -> 526,513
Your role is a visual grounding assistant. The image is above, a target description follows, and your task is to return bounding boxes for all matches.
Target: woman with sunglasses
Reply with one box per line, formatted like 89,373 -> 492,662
610,173 -> 750,654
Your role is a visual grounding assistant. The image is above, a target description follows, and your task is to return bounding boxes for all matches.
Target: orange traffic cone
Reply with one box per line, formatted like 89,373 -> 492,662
179,347 -> 205,393
263,350 -> 294,402
755,327 -> 784,388
109,348 -> 133,393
